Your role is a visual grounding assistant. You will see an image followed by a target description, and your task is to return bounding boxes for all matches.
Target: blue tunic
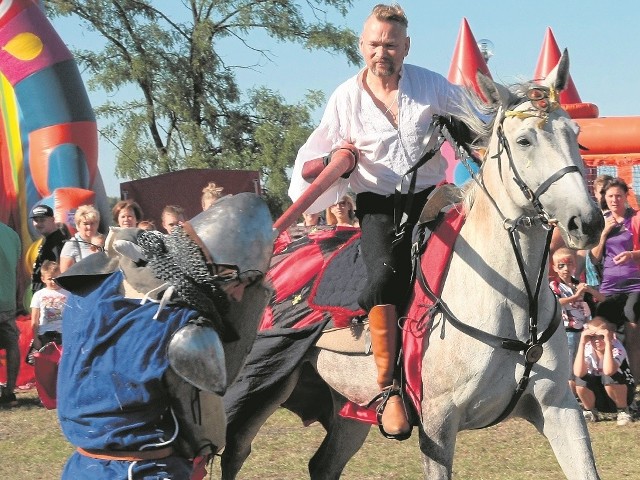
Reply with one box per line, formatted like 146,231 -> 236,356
57,271 -> 198,479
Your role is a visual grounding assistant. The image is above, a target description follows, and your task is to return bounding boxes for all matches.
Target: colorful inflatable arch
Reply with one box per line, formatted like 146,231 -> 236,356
0,0 -> 110,309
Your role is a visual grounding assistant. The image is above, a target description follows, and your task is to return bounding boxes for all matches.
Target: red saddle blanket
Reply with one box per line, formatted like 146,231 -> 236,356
227,214 -> 463,427
403,208 -> 465,413
338,209 -> 465,424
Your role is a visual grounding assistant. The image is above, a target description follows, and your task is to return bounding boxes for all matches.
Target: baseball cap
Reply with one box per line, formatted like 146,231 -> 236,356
30,205 -> 54,218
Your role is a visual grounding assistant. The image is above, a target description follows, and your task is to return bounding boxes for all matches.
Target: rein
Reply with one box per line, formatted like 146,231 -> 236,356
412,102 -> 571,428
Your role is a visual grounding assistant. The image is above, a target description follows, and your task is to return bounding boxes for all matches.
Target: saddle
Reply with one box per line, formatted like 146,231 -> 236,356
314,184 -> 463,354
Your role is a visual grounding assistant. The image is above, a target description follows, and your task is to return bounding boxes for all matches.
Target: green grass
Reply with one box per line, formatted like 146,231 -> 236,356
1,388 -> 638,479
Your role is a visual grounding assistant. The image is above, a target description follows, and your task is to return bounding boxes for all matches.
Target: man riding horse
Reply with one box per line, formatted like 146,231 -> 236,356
289,3 -> 482,440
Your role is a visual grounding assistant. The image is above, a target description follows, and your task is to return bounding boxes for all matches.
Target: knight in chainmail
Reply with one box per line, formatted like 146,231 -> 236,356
56,193 -> 273,480
137,226 -> 235,340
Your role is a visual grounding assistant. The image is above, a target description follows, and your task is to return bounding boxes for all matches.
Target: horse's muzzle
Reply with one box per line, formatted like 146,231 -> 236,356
564,209 -> 605,249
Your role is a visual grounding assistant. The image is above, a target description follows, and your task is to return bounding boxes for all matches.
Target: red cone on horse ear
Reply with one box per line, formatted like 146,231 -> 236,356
534,28 -> 581,103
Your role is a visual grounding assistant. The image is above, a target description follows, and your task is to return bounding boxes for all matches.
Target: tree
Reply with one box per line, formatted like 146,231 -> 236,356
44,0 -> 360,213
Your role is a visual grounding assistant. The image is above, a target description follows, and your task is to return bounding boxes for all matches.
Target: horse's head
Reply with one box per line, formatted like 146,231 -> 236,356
475,50 -> 603,249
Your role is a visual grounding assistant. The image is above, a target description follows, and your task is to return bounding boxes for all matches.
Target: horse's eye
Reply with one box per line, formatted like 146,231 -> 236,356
516,137 -> 531,147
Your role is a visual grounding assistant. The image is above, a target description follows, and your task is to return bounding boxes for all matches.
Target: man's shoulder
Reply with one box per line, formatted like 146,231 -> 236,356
403,63 -> 447,81
47,228 -> 70,242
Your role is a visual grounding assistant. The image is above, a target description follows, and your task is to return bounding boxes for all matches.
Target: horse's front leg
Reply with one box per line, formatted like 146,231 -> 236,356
419,404 -> 460,479
522,388 -> 601,480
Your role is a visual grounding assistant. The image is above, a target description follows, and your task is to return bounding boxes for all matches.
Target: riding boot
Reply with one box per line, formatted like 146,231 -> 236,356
368,304 -> 410,438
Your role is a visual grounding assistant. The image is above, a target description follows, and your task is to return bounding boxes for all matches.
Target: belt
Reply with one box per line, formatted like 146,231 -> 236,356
76,446 -> 174,462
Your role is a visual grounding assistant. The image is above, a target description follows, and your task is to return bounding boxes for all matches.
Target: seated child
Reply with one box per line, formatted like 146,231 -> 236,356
573,317 -> 635,425
30,260 -> 69,350
550,247 -> 604,395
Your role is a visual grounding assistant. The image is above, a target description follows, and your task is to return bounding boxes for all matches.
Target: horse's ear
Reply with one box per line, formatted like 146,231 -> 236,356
543,48 -> 570,92
476,70 -> 513,109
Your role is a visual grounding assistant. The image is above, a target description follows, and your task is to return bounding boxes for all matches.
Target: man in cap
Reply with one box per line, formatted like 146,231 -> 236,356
56,193 -> 273,479
30,204 -> 69,293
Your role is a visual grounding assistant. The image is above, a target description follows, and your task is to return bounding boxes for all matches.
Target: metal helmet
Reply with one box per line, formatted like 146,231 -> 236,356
185,192 -> 274,279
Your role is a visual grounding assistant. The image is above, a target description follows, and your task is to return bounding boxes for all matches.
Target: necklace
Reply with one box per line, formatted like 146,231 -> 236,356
383,93 -> 398,117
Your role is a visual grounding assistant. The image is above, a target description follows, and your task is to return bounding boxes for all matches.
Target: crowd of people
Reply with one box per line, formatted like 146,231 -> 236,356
551,174 -> 639,425
0,180 -> 229,407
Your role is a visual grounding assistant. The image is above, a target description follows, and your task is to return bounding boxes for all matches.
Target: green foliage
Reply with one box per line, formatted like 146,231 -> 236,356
44,0 -> 359,212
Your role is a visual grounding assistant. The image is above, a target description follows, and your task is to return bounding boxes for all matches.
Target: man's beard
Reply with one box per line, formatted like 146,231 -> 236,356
371,60 -> 396,77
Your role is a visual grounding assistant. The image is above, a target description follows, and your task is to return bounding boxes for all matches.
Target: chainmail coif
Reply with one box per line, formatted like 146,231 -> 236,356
136,226 -> 237,340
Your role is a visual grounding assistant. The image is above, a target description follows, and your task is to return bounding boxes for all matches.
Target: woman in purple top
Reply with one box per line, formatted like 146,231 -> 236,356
592,177 -> 640,384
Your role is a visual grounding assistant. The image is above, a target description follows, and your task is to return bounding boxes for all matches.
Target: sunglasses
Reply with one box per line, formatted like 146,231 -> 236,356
588,335 -> 605,341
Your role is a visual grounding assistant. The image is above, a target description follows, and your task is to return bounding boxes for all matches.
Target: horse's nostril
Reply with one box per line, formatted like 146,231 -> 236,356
567,216 -> 579,232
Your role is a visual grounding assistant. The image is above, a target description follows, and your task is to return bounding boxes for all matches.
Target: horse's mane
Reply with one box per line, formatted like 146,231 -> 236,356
459,80 -> 539,216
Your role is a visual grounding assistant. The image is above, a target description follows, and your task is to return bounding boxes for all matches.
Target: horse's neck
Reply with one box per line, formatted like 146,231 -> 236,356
458,187 -> 550,298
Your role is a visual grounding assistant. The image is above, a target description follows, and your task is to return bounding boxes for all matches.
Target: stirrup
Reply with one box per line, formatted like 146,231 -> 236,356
368,386 -> 412,441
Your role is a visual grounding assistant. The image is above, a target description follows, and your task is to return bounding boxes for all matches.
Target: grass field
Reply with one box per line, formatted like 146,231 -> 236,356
1,388 -> 638,479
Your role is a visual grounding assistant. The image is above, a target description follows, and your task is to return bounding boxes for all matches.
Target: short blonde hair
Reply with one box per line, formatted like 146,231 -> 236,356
371,3 -> 408,28
40,260 -> 59,276
201,182 -> 224,209
552,247 -> 576,265
74,204 -> 100,227
326,195 -> 356,226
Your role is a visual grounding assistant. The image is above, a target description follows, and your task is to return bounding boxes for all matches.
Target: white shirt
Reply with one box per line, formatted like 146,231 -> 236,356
288,64 -> 474,213
583,338 -> 628,376
60,233 -> 96,263
30,287 -> 69,334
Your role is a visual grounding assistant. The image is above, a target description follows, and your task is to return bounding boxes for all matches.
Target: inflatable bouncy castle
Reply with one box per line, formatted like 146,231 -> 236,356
0,1 -> 109,387
0,0 -> 110,304
445,19 -> 640,202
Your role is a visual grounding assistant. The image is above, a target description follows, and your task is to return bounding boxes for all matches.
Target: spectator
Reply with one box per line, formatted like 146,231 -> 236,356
300,212 -> 321,227
550,247 -> 604,396
30,260 -> 68,350
326,194 -> 359,227
112,199 -> 143,228
29,204 -> 70,293
137,220 -> 155,231
0,221 -> 21,407
591,177 -> 640,381
161,205 -> 185,234
573,317 -> 634,425
201,182 -> 224,210
583,174 -> 614,288
59,205 -> 101,273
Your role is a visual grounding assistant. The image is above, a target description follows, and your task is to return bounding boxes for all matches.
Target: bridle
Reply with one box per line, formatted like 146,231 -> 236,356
415,89 -> 581,428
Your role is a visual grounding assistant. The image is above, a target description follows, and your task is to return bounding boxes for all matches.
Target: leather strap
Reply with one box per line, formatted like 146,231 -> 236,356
76,446 -> 174,462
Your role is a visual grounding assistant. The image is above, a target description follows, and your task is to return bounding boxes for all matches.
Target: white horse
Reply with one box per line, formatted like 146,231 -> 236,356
221,50 -> 604,479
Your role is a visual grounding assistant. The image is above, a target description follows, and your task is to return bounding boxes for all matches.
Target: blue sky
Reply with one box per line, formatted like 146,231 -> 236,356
51,1 -> 640,197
